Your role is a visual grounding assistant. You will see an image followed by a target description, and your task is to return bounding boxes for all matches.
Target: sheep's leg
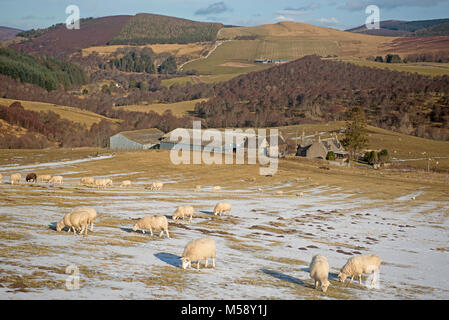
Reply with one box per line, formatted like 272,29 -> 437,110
165,229 -> 170,238
197,261 -> 201,270
149,227 -> 153,237
142,229 -> 145,234
315,280 -> 319,289
212,258 -> 215,268
159,230 -> 164,238
371,272 -> 377,287
90,222 -> 94,232
359,274 -> 362,285
349,275 -> 354,284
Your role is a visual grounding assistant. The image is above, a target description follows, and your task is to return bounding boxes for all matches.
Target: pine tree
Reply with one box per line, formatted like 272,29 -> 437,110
342,106 -> 368,160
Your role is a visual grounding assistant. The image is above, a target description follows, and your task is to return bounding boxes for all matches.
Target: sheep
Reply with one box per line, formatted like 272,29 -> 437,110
79,177 -> 95,186
37,175 -> 52,183
94,178 -> 108,188
212,186 -> 221,192
180,238 -> 216,270
194,185 -> 201,191
120,180 -> 132,187
147,182 -> 163,191
56,211 -> 90,235
173,206 -> 194,222
297,192 -> 304,197
276,191 -> 283,195
105,178 -> 113,187
71,207 -> 97,232
213,202 -> 231,216
258,188 -> 263,192
132,216 -> 170,238
49,175 -> 63,184
338,254 -> 381,286
26,173 -> 37,183
10,173 -> 21,184
309,255 -> 330,293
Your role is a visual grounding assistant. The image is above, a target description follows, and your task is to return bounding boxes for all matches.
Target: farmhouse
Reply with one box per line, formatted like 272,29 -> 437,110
110,128 -> 164,150
296,132 -> 348,160
160,128 -> 287,157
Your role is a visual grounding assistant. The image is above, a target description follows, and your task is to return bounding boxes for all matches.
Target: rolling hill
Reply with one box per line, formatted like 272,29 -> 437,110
0,26 -> 23,41
347,18 -> 449,36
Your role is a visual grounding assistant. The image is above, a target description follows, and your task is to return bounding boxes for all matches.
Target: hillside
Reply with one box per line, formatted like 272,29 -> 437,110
347,18 -> 449,36
194,55 -> 449,140
0,26 -> 22,41
109,13 -> 223,45
11,16 -> 132,58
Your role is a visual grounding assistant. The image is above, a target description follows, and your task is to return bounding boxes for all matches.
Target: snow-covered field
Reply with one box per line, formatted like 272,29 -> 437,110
0,176 -> 448,300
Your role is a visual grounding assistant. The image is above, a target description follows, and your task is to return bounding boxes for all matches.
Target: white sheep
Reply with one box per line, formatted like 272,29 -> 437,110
71,207 -> 97,232
132,215 -> 170,238
276,191 -> 283,195
37,175 -> 52,183
194,185 -> 201,191
173,206 -> 194,222
94,178 -> 108,188
338,254 -> 381,286
213,202 -> 231,216
309,255 -> 330,293
297,192 -> 304,197
120,180 -> 132,187
49,175 -> 63,184
79,177 -> 95,186
56,210 -> 90,235
212,186 -> 221,192
146,181 -> 163,191
105,178 -> 113,186
10,173 -> 21,184
180,238 -> 216,270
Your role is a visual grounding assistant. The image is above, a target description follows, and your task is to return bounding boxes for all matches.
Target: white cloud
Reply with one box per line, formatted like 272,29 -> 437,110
274,15 -> 295,21
276,9 -> 307,16
317,17 -> 341,25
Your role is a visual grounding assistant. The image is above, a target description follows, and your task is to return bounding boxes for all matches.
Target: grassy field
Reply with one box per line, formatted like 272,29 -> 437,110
338,59 -> 449,77
114,98 -> 207,116
0,98 -> 121,128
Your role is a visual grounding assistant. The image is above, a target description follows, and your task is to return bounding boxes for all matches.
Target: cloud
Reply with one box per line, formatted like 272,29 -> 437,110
339,0 -> 448,11
195,2 -> 231,15
317,17 -> 342,25
274,15 -> 295,22
277,3 -> 320,15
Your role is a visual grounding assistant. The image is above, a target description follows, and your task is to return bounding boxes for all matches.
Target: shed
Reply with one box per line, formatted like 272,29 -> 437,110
110,128 -> 164,150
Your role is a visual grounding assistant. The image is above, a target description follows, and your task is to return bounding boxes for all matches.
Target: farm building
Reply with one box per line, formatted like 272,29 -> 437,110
160,128 -> 287,157
110,128 -> 164,150
296,132 -> 348,160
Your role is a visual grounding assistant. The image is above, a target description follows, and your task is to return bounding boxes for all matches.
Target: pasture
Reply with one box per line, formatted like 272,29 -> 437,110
0,148 -> 448,299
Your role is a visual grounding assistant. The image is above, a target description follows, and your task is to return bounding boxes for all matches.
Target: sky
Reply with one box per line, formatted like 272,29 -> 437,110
1,0 -> 449,31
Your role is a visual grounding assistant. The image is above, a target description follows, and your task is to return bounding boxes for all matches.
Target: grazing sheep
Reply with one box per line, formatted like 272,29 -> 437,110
49,176 -> 63,184
26,173 -> 37,183
79,177 -> 95,186
309,255 -> 330,293
212,186 -> 221,192
132,216 -> 170,238
71,207 -> 97,232
173,206 -> 194,222
120,180 -> 132,187
147,182 -> 163,191
276,191 -> 283,195
297,192 -> 304,197
181,238 -> 216,270
105,178 -> 113,187
411,196 -> 416,200
338,254 -> 381,286
194,185 -> 201,191
56,211 -> 90,235
37,175 -> 52,183
94,178 -> 108,188
10,173 -> 21,184
213,202 -> 232,216
258,188 -> 263,192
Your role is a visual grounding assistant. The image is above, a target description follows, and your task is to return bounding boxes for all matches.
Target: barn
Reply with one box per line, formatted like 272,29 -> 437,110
296,132 -> 347,160
110,128 -> 164,150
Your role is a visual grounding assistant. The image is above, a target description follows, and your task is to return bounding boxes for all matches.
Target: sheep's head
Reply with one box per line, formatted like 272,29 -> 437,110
181,257 -> 191,270
321,280 -> 330,293
172,215 -> 179,221
132,223 -> 139,232
338,272 -> 347,282
56,220 -> 64,232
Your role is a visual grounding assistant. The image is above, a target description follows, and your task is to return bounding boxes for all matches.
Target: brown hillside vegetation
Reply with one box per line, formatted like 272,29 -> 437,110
11,16 -> 132,58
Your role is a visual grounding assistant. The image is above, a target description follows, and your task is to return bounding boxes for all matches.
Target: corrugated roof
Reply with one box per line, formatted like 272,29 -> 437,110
116,128 -> 164,145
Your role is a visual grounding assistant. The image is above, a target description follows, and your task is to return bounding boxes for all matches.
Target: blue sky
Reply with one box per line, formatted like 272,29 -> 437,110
2,0 -> 449,30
